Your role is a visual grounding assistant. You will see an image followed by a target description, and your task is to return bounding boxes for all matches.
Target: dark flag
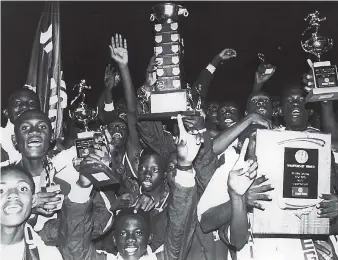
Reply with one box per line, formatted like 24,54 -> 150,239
25,1 -> 67,139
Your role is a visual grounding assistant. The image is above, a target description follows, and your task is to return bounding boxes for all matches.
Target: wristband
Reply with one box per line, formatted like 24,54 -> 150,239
176,164 -> 193,171
104,101 -> 115,112
206,64 -> 216,74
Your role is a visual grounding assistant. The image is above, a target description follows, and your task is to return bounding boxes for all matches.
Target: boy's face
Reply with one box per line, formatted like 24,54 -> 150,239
15,111 -> 52,159
283,89 -> 309,131
206,102 -> 219,123
114,216 -> 150,260
0,170 -> 33,227
7,90 -> 39,123
247,94 -> 273,119
108,120 -> 128,148
138,154 -> 165,192
218,102 -> 240,130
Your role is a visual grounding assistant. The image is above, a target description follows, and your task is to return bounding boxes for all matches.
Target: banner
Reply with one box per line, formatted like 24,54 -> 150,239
25,1 -> 67,139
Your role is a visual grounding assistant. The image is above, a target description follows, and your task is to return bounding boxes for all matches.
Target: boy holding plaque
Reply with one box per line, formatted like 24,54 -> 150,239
11,109 -> 114,249
223,86 -> 338,259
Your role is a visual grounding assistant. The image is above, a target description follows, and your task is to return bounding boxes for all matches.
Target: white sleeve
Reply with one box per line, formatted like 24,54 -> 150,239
68,184 -> 93,203
175,169 -> 196,187
197,148 -> 239,222
104,101 -> 115,112
53,147 -> 77,172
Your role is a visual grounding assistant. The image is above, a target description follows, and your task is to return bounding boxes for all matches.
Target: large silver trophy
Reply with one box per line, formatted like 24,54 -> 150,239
301,11 -> 338,102
138,3 -> 199,120
69,79 -> 98,134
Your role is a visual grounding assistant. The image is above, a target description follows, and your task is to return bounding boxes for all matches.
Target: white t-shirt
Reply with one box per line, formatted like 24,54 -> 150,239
197,139 -> 239,221
0,224 -> 63,260
235,234 -> 319,260
0,240 -> 25,260
0,121 -> 22,166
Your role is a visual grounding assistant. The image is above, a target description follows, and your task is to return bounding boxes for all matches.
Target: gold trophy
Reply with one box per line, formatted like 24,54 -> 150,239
138,3 -> 200,120
69,79 -> 98,135
69,80 -> 120,188
301,11 -> 338,102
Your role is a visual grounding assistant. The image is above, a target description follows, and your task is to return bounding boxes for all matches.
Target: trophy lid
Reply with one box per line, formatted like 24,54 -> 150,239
150,3 -> 188,23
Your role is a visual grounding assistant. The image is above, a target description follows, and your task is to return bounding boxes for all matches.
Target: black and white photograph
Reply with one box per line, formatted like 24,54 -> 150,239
1,1 -> 338,260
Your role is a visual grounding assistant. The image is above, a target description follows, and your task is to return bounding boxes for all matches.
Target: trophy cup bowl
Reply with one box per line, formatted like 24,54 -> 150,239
69,102 -> 98,132
150,3 -> 188,23
301,35 -> 333,60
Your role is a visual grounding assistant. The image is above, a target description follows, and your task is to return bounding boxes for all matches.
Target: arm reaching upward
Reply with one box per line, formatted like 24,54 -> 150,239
191,48 -> 236,102
109,34 -> 142,171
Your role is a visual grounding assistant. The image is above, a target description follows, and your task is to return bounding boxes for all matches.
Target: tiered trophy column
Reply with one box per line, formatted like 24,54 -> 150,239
138,3 -> 199,120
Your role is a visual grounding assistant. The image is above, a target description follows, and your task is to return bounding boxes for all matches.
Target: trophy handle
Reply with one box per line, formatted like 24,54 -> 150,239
150,13 -> 155,21
178,7 -> 189,17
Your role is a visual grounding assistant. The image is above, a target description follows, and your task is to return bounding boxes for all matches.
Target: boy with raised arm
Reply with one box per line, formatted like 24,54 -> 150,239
58,114 -> 200,260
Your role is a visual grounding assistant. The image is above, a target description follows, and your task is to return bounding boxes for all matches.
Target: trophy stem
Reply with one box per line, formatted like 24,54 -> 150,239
83,120 -> 89,132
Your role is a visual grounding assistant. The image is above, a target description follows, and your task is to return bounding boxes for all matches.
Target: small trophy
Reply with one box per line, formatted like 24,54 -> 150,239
43,157 -> 64,211
69,81 -> 121,188
257,53 -> 274,75
301,11 -> 338,102
69,80 -> 98,158
138,3 -> 199,120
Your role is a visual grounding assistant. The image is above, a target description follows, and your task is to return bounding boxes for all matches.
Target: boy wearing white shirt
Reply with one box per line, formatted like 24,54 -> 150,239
1,88 -> 40,166
0,165 -> 63,260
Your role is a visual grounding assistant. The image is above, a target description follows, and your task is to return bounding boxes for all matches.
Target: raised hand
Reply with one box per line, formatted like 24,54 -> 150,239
182,115 -> 205,133
104,64 -> 121,91
175,114 -> 203,166
246,175 -> 274,210
228,138 -> 258,195
254,63 -> 276,85
317,194 -> 338,219
302,59 -> 315,93
218,48 -> 237,60
76,148 -> 119,187
32,191 -> 62,216
109,33 -> 128,66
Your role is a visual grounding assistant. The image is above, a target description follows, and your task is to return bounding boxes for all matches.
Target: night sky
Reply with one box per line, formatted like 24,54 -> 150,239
2,1 -> 338,118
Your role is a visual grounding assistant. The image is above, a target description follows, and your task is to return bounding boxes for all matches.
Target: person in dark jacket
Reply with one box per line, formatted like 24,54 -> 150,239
58,113 -> 200,260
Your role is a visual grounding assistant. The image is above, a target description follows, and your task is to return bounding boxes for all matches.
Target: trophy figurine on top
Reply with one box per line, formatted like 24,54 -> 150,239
301,11 -> 338,102
138,3 -> 200,120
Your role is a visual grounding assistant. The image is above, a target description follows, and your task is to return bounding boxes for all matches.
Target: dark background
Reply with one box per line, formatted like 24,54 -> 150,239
2,1 -> 338,117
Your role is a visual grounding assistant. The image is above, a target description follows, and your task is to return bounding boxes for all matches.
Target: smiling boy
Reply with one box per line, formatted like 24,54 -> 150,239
0,165 -> 62,260
1,88 -> 40,166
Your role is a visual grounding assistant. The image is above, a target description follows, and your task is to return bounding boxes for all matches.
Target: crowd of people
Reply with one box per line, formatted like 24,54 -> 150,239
1,29 -> 338,260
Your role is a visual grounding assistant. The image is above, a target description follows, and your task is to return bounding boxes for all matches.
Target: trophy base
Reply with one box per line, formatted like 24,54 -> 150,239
82,170 -> 120,190
306,87 -> 338,102
137,110 -> 200,121
150,90 -> 187,113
